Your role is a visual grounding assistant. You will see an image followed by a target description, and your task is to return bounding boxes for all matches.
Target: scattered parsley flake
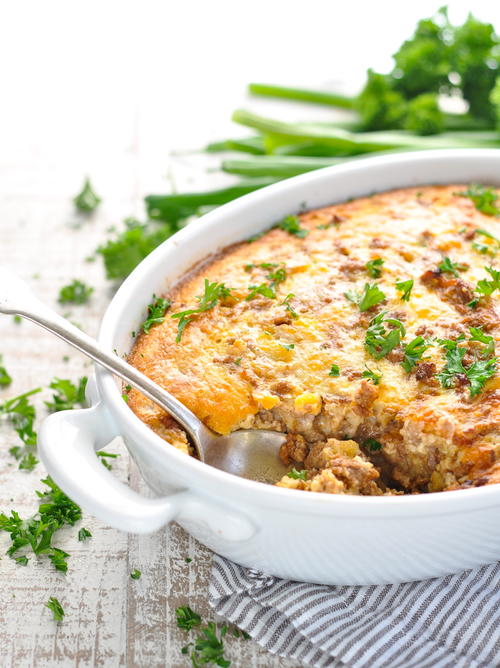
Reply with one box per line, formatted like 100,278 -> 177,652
281,293 -> 299,318
365,258 -> 384,278
401,336 -> 432,373
73,178 -> 101,213
96,450 -> 119,471
279,342 -> 295,350
46,596 -> 65,622
476,266 -> 500,297
45,377 -> 87,412
364,438 -> 382,451
395,279 -> 414,301
0,388 -> 41,470
176,606 -> 202,631
472,229 -> 500,257
190,621 -> 230,667
276,215 -> 308,238
141,295 -> 171,333
172,280 -> 232,342
329,364 -> 340,377
246,283 -> 276,301
362,366 -> 382,385
365,311 -> 406,359
287,468 -> 307,480
437,332 -> 496,397
345,283 -> 386,312
58,280 -> 94,305
78,528 -> 92,542
456,184 -> 500,217
130,569 -> 141,580
438,257 -> 468,278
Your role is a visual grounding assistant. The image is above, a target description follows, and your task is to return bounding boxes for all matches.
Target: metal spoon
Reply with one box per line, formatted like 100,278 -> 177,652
0,268 -> 288,482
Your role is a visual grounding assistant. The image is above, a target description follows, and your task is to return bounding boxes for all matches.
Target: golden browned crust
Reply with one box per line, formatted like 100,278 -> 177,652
127,185 -> 500,495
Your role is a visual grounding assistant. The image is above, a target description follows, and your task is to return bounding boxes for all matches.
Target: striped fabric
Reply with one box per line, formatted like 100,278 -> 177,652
209,557 -> 500,668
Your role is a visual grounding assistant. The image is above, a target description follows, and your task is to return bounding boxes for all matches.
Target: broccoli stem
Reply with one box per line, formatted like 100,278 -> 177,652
248,83 -> 355,109
145,179 -> 277,222
221,155 -> 348,178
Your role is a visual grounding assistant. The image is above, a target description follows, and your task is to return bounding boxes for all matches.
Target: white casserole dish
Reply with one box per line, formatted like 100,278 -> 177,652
39,149 -> 500,585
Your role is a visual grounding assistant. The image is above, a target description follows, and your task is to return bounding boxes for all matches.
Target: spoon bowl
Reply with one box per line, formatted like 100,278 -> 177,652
0,268 -> 288,482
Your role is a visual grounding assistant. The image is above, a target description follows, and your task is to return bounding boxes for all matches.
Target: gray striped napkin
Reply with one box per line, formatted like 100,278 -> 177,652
209,557 -> 500,668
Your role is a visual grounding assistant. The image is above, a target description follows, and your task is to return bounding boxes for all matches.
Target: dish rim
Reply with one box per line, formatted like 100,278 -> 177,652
96,148 -> 500,514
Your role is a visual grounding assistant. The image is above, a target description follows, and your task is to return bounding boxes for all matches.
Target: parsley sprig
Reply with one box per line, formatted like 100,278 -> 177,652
176,606 -> 202,631
281,293 -> 299,318
365,311 -> 406,359
45,377 -> 87,412
362,365 -> 382,385
345,283 -> 386,311
46,596 -> 65,622
141,295 -> 171,333
476,266 -> 500,296
437,328 -> 496,397
457,184 -> 500,217
276,215 -> 308,238
73,178 -> 101,213
365,258 -> 384,278
0,355 -> 12,387
401,336 -> 432,373
472,229 -> 500,257
1,388 -> 41,471
287,468 -> 307,480
395,279 -> 414,301
58,280 -> 94,305
438,257 -> 468,278
182,621 -> 230,667
172,280 -> 232,342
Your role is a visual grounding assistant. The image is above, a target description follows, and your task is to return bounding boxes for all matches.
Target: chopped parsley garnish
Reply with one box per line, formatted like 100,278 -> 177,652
279,342 -> 295,350
395,279 -> 414,301
246,283 -> 276,300
244,261 -> 278,271
437,330 -> 497,397
182,622 -> 230,668
172,280 -> 232,342
472,229 -> 500,257
96,450 -> 119,471
73,178 -> 101,213
0,477 -> 81,572
469,326 -> 495,357
287,468 -> 307,480
1,388 -> 41,471
276,215 -> 308,238
329,364 -> 340,377
362,365 -> 382,385
365,257 -> 384,278
345,283 -> 386,312
364,438 -> 382,451
78,528 -> 92,542
365,311 -> 406,359
476,266 -> 500,296
58,280 -> 94,305
401,336 -> 432,373
437,257 -> 468,278
0,355 -> 12,387
281,293 -> 299,318
46,596 -> 65,622
141,295 -> 171,333
457,184 -> 500,217
130,569 -> 141,580
176,606 -> 202,631
45,377 -> 87,412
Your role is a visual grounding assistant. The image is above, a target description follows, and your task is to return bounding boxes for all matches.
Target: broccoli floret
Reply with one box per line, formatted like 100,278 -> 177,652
403,93 -> 445,135
392,10 -> 452,98
355,70 -> 407,131
451,14 -> 499,121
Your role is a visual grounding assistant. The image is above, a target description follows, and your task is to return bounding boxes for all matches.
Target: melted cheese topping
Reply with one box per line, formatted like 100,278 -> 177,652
128,185 -> 500,494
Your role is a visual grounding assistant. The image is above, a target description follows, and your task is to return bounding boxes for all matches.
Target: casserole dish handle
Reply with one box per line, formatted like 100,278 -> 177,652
38,401 -> 255,539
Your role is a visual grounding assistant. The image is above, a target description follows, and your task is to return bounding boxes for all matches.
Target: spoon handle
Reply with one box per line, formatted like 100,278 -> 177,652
0,269 -> 208,452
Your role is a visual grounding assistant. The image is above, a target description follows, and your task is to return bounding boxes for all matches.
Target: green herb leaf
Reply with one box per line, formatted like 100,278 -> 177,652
395,279 -> 414,301
362,365 -> 382,385
245,283 -> 276,300
130,569 -> 141,580
172,280 -> 232,342
58,280 -> 94,305
365,258 -> 384,278
73,178 -> 101,213
46,596 -> 65,622
281,293 -> 299,318
364,438 -> 382,451
457,184 -> 500,217
438,257 -> 468,278
365,311 -> 406,359
401,336 -> 432,373
328,364 -> 340,377
476,266 -> 500,296
15,555 -> 28,565
96,450 -> 119,471
345,283 -> 386,312
469,326 -> 495,357
176,606 -> 202,631
279,342 -> 295,350
45,377 -> 87,412
287,468 -> 307,480
141,295 -> 171,333
0,388 -> 41,470
471,229 -> 500,256
437,335 -> 497,397
78,527 -> 92,542
276,215 -> 308,238
191,621 -> 230,668
0,355 -> 12,387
